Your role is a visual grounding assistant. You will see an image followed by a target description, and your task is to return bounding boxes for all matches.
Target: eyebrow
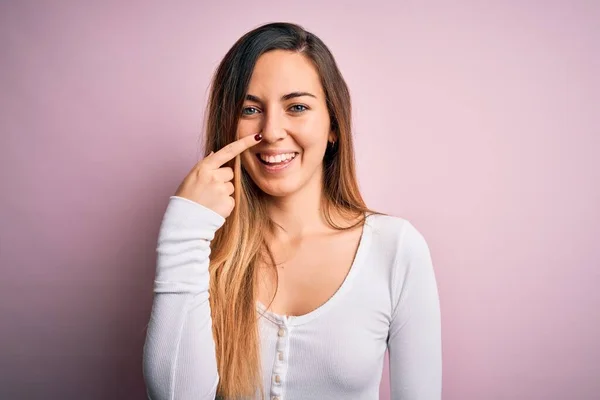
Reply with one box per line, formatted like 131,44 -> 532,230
245,91 -> 317,103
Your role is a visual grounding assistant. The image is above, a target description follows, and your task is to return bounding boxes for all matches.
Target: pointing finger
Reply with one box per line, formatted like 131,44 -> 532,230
205,134 -> 262,168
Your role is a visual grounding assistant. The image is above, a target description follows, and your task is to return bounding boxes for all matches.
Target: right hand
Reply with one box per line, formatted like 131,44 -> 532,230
174,133 -> 262,218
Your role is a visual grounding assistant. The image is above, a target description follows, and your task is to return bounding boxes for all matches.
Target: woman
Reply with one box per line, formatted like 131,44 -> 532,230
143,22 -> 442,400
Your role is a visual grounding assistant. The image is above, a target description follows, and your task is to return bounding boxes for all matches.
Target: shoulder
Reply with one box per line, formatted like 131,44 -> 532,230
366,212 -> 430,259
366,213 -> 437,317
365,213 -> 434,292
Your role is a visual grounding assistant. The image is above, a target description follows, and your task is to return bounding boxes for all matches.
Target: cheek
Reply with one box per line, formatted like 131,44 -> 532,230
291,117 -> 329,150
240,151 -> 255,171
237,119 -> 260,140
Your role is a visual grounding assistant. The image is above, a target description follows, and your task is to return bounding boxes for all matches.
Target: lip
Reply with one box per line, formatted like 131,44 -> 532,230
255,152 -> 298,173
256,150 -> 299,157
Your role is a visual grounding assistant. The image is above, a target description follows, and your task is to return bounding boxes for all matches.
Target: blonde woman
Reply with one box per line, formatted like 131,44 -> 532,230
143,22 -> 442,400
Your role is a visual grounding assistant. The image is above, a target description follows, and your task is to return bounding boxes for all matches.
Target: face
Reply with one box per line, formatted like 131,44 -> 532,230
237,50 -> 334,197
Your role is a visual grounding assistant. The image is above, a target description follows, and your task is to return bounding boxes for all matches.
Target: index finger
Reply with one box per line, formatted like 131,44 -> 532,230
205,134 -> 262,168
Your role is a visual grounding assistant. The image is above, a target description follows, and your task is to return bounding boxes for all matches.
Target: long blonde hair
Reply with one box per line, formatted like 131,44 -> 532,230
203,22 -> 376,399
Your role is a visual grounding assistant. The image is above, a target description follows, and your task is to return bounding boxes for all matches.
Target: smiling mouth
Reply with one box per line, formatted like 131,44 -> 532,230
256,152 -> 299,166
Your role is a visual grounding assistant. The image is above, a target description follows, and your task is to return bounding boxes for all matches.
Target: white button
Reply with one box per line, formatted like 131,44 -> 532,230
278,328 -> 286,337
278,351 -> 284,361
272,397 -> 280,400
274,374 -> 281,383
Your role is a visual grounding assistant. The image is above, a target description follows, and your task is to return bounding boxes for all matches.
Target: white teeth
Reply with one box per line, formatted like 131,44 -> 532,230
259,152 -> 297,164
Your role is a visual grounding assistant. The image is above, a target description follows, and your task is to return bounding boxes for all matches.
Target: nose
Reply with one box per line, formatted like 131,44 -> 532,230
260,110 -> 287,144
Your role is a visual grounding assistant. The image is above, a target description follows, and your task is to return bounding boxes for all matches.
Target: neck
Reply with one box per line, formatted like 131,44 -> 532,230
265,172 -> 328,239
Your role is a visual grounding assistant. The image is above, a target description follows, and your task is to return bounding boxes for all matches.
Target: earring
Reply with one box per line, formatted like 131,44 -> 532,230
326,140 -> 337,154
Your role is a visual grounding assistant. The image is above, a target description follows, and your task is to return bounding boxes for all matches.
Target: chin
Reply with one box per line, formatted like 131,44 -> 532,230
254,179 -> 302,197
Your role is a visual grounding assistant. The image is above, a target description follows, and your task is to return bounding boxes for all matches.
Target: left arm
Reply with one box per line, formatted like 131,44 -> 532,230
387,221 -> 442,399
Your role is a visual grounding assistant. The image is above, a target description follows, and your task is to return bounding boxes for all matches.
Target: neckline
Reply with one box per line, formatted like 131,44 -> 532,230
256,213 -> 374,327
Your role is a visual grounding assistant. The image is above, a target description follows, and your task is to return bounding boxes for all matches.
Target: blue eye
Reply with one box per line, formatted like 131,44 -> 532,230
289,104 -> 308,113
242,107 -> 260,116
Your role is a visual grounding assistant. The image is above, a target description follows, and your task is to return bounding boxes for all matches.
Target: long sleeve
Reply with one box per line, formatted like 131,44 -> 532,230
387,221 -> 442,400
143,196 -> 225,400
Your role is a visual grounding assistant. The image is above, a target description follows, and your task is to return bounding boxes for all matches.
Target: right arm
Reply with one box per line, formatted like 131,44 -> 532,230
142,133 -> 263,399
143,196 -> 225,400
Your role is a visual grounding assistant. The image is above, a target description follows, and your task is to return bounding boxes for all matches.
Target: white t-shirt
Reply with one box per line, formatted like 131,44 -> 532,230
143,196 -> 442,400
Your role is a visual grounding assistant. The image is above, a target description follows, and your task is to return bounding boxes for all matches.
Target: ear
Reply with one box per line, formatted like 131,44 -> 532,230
328,131 -> 338,143
329,116 -> 339,143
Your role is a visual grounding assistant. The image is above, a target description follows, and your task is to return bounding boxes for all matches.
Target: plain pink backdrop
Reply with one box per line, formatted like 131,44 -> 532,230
1,1 -> 598,399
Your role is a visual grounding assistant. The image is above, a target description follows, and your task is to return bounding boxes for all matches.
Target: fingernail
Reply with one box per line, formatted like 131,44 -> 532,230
254,133 -> 262,141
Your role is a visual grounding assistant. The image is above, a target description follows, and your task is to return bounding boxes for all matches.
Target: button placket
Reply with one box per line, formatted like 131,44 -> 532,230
270,321 -> 291,399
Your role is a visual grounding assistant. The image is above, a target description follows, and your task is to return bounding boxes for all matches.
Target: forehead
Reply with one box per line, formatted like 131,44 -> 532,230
247,50 -> 324,97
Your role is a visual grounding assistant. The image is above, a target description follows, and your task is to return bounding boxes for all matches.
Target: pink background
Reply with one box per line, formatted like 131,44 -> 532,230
1,1 -> 598,399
